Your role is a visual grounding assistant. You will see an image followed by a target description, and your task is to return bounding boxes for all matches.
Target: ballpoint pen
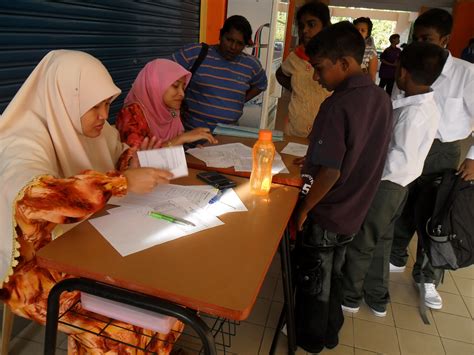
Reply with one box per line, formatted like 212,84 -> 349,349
208,189 -> 237,209
148,211 -> 196,227
208,189 -> 224,204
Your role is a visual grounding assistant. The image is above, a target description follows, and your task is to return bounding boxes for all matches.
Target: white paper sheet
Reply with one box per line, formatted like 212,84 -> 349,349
187,143 -> 289,175
138,146 -> 188,178
110,184 -> 215,209
91,197 -> 223,256
281,142 -> 308,157
203,188 -> 248,216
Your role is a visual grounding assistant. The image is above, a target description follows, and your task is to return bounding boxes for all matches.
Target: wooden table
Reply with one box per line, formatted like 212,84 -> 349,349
38,169 -> 299,353
186,135 -> 308,187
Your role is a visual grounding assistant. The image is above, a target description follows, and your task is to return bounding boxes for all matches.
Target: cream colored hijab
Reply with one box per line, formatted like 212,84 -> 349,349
0,50 -> 124,285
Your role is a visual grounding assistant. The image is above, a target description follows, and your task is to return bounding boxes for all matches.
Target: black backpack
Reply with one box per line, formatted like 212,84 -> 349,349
417,169 -> 474,270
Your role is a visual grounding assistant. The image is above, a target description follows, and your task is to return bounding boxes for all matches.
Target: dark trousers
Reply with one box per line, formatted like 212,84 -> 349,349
342,181 -> 408,309
390,139 -> 461,284
379,78 -> 395,95
295,221 -> 354,353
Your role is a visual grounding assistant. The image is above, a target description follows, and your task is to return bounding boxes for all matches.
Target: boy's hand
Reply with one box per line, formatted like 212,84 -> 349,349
293,156 -> 306,167
458,158 -> 474,181
294,204 -> 308,231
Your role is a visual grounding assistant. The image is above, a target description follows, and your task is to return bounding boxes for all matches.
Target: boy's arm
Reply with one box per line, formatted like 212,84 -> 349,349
295,166 -> 341,231
276,66 -> 292,91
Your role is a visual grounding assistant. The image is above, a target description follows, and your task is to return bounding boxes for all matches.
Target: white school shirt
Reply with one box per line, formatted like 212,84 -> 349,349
382,91 -> 440,187
392,52 -> 474,159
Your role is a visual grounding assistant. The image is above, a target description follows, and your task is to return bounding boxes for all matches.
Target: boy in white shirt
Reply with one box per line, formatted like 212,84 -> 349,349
390,8 -> 474,310
342,42 -> 446,316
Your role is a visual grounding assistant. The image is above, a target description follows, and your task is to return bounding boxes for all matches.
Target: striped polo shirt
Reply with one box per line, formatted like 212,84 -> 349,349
172,43 -> 268,130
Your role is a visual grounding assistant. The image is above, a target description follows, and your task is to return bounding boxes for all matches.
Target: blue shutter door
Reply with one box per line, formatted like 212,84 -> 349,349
0,0 -> 200,120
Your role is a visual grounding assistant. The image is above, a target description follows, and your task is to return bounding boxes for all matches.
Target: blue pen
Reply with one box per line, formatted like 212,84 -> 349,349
209,190 -> 224,204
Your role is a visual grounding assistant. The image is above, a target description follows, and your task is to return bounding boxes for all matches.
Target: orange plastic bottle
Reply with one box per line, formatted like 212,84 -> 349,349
250,130 -> 275,195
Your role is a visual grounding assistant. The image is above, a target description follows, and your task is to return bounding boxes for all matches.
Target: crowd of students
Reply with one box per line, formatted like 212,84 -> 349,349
0,4 -> 472,354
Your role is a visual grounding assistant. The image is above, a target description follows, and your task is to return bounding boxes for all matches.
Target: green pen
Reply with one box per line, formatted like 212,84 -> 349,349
148,211 -> 196,227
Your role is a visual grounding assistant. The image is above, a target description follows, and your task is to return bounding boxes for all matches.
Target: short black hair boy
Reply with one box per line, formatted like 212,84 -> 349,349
415,8 -> 453,37
306,21 -> 365,65
399,42 -> 448,86
294,21 -> 393,354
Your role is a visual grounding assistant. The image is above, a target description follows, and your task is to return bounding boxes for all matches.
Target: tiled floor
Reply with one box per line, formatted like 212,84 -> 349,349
2,237 -> 473,354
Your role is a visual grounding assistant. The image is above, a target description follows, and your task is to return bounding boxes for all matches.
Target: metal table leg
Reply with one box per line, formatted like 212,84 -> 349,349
270,228 -> 296,355
44,278 -> 217,355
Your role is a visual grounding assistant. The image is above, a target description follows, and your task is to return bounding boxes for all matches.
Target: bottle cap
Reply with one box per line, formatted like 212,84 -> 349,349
258,130 -> 272,141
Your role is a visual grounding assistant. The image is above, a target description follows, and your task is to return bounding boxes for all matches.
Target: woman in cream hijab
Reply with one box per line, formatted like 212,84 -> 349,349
0,50 -> 180,353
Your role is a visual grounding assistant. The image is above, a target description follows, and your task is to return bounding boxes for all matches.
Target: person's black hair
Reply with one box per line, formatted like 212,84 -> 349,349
296,1 -> 331,28
306,21 -> 365,64
469,38 -> 474,46
399,42 -> 447,86
414,8 -> 453,37
353,17 -> 373,37
220,15 -> 253,45
389,34 -> 400,42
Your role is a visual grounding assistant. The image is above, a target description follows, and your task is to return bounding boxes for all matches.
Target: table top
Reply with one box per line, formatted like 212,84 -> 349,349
37,169 -> 299,320
186,135 -> 308,187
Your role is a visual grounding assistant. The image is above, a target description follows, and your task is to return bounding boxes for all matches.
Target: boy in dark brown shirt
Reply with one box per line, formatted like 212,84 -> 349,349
293,21 -> 393,353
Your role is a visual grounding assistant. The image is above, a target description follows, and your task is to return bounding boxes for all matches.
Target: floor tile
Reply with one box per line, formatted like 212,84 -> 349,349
391,302 -> 438,335
450,265 -> 474,280
437,270 -> 460,294
389,267 -> 415,286
389,281 -> 418,307
396,328 -> 444,355
245,298 -> 272,327
354,349 -> 377,355
273,277 -> 284,303
320,344 -> 354,354
353,318 -> 400,354
8,337 -> 43,355
462,295 -> 474,319
339,315 -> 354,347
441,338 -> 474,355
433,312 -> 474,343
453,276 -> 474,297
433,291 -> 470,317
265,301 -> 283,329
267,254 -> 282,278
259,327 -> 306,354
225,321 -> 265,354
353,302 -> 394,326
258,274 -> 278,300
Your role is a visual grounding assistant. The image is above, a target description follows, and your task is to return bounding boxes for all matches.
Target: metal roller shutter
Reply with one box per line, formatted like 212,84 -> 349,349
0,0 -> 201,120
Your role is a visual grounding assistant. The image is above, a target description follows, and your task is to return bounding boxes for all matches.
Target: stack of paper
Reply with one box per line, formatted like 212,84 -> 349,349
187,143 -> 289,174
93,185 -> 247,256
213,123 -> 284,142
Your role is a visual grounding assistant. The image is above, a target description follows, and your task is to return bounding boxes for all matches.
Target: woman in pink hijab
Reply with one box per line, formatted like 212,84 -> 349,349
116,59 -> 217,147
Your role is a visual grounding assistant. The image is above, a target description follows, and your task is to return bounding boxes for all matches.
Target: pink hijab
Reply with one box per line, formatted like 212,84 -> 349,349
124,59 -> 191,142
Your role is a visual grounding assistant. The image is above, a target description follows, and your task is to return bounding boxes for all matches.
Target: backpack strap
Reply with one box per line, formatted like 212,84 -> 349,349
189,43 -> 209,75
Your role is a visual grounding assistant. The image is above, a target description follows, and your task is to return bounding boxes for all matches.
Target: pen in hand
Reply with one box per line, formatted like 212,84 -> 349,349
148,211 -> 196,227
